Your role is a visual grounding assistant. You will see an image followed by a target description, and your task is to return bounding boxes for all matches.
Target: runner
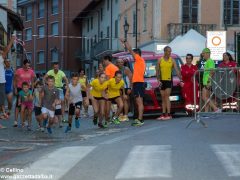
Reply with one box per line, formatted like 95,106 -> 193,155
4,59 -> 14,115
13,59 -> 35,127
65,73 -> 83,133
103,55 -> 119,79
40,75 -> 60,134
116,59 -> 132,121
201,48 -> 221,112
78,69 -> 89,117
120,39 -> 145,126
89,72 -> 108,128
44,62 -> 69,125
0,35 -> 15,129
18,82 -> 33,130
34,81 -> 44,132
218,52 -> 237,68
180,54 -> 199,108
156,46 -> 182,120
106,71 -> 125,125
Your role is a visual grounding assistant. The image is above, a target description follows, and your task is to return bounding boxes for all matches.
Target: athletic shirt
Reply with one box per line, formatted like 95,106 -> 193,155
132,54 -> 145,83
120,67 -> 130,88
5,67 -> 14,92
107,78 -> 124,98
47,69 -> 66,88
203,58 -> 215,86
218,61 -> 237,68
15,68 -> 35,88
159,57 -> 173,81
79,76 -> 87,91
0,55 -> 6,83
90,79 -> 108,98
68,83 -> 83,103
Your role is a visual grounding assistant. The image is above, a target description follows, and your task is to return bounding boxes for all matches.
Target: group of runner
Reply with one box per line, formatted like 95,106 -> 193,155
0,35 -> 238,130
0,37 -> 146,132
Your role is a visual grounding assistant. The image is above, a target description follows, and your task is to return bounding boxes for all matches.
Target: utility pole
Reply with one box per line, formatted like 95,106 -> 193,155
135,0 -> 138,48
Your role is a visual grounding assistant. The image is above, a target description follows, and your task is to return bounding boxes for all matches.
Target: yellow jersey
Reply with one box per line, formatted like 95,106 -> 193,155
159,57 -> 173,81
107,78 -> 124,98
79,76 -> 87,90
90,79 -> 108,98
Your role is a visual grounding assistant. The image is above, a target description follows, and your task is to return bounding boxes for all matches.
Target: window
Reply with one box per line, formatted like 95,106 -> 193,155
91,17 -> 93,29
16,57 -> 21,67
25,28 -> 32,41
107,0 -> 110,10
87,19 -> 90,32
100,8 -> 103,21
26,52 -> 32,61
94,35 -> 97,43
133,10 -> 136,37
182,0 -> 198,23
25,5 -> 32,21
107,26 -> 110,37
51,49 -> 59,62
87,39 -> 89,53
51,22 -> 59,35
37,51 -> 45,64
115,20 -> 118,38
100,31 -> 103,40
52,0 -> 58,14
224,0 -> 240,25
38,25 -> 45,38
38,0 -> 44,18
143,0 -> 147,32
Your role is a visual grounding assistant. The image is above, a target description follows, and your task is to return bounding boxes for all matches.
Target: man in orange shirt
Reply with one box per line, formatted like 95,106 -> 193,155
102,55 -> 119,79
120,39 -> 145,126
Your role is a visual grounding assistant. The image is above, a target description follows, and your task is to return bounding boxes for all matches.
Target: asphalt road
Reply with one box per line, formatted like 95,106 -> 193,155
0,113 -> 240,180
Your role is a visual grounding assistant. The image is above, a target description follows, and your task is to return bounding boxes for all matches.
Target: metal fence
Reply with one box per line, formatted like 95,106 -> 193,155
187,67 -> 240,128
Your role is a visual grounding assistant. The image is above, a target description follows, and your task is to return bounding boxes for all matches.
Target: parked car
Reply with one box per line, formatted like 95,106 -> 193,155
112,51 -> 186,116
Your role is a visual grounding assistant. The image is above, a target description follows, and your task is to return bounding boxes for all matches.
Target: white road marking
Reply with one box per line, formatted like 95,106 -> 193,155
115,145 -> 172,179
101,126 -> 165,145
211,144 -> 240,177
10,146 -> 96,180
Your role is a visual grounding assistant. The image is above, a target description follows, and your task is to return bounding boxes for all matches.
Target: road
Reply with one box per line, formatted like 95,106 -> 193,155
0,113 -> 240,180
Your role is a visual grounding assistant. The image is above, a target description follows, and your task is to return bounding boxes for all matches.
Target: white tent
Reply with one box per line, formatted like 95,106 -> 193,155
168,29 -> 207,57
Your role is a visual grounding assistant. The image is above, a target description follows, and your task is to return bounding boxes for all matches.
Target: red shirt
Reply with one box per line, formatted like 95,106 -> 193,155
181,64 -> 198,82
15,68 -> 35,88
218,61 -> 237,68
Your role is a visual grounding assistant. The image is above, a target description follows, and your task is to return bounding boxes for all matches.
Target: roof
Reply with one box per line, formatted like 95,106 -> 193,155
0,4 -> 24,31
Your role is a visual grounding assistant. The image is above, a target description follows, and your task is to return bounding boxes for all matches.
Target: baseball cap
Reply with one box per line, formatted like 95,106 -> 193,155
202,48 -> 211,54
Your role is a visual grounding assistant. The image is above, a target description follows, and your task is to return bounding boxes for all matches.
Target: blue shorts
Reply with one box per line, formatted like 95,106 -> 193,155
5,87 -> 13,95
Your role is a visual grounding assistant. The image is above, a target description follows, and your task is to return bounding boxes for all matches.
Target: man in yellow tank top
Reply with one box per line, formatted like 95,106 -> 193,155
156,46 -> 182,120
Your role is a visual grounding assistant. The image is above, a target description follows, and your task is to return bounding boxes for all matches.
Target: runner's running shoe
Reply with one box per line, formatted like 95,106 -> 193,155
131,119 -> 144,126
75,119 -> 80,128
47,127 -> 52,134
65,126 -> 71,133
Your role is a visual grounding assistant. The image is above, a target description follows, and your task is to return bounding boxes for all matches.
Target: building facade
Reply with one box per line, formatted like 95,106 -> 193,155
72,0 -> 240,77
0,0 -> 17,12
17,0 -> 89,75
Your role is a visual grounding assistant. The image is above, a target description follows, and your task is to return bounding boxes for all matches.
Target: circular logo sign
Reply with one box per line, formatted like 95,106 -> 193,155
212,36 -> 221,46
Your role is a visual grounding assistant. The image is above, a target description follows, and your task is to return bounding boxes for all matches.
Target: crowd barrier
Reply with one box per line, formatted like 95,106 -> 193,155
187,67 -> 240,128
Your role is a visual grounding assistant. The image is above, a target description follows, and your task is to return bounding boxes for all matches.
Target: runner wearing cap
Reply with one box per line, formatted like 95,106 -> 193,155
202,48 -> 221,112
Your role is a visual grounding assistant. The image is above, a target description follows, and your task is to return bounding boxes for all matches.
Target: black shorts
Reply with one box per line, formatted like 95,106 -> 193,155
121,88 -> 132,95
160,80 -> 172,90
108,96 -> 120,103
69,101 -> 82,115
34,106 -> 42,116
81,91 -> 87,98
133,82 -> 144,97
55,109 -> 62,116
93,97 -> 106,101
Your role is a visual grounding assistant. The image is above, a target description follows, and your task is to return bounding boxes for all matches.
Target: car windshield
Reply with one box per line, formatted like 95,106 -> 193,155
130,58 -> 183,78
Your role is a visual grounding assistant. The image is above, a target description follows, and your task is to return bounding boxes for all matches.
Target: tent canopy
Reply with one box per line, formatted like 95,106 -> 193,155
168,29 -> 206,57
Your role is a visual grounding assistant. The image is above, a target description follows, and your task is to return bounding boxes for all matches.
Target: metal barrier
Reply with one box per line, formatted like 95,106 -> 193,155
187,67 -> 240,128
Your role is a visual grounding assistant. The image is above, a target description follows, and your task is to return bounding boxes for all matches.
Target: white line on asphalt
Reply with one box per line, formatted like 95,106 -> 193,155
115,145 -> 172,179
100,126 -> 165,145
8,146 -> 96,180
211,144 -> 240,177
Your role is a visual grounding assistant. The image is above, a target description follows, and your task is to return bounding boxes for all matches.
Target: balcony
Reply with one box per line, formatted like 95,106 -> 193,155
168,23 -> 217,40
91,39 -> 112,58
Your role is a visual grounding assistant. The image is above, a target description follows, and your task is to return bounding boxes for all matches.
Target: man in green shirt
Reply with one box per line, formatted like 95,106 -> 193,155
44,62 -> 69,126
201,48 -> 221,113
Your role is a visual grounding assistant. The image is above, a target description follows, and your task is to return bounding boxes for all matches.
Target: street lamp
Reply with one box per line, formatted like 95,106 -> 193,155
123,20 -> 129,42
